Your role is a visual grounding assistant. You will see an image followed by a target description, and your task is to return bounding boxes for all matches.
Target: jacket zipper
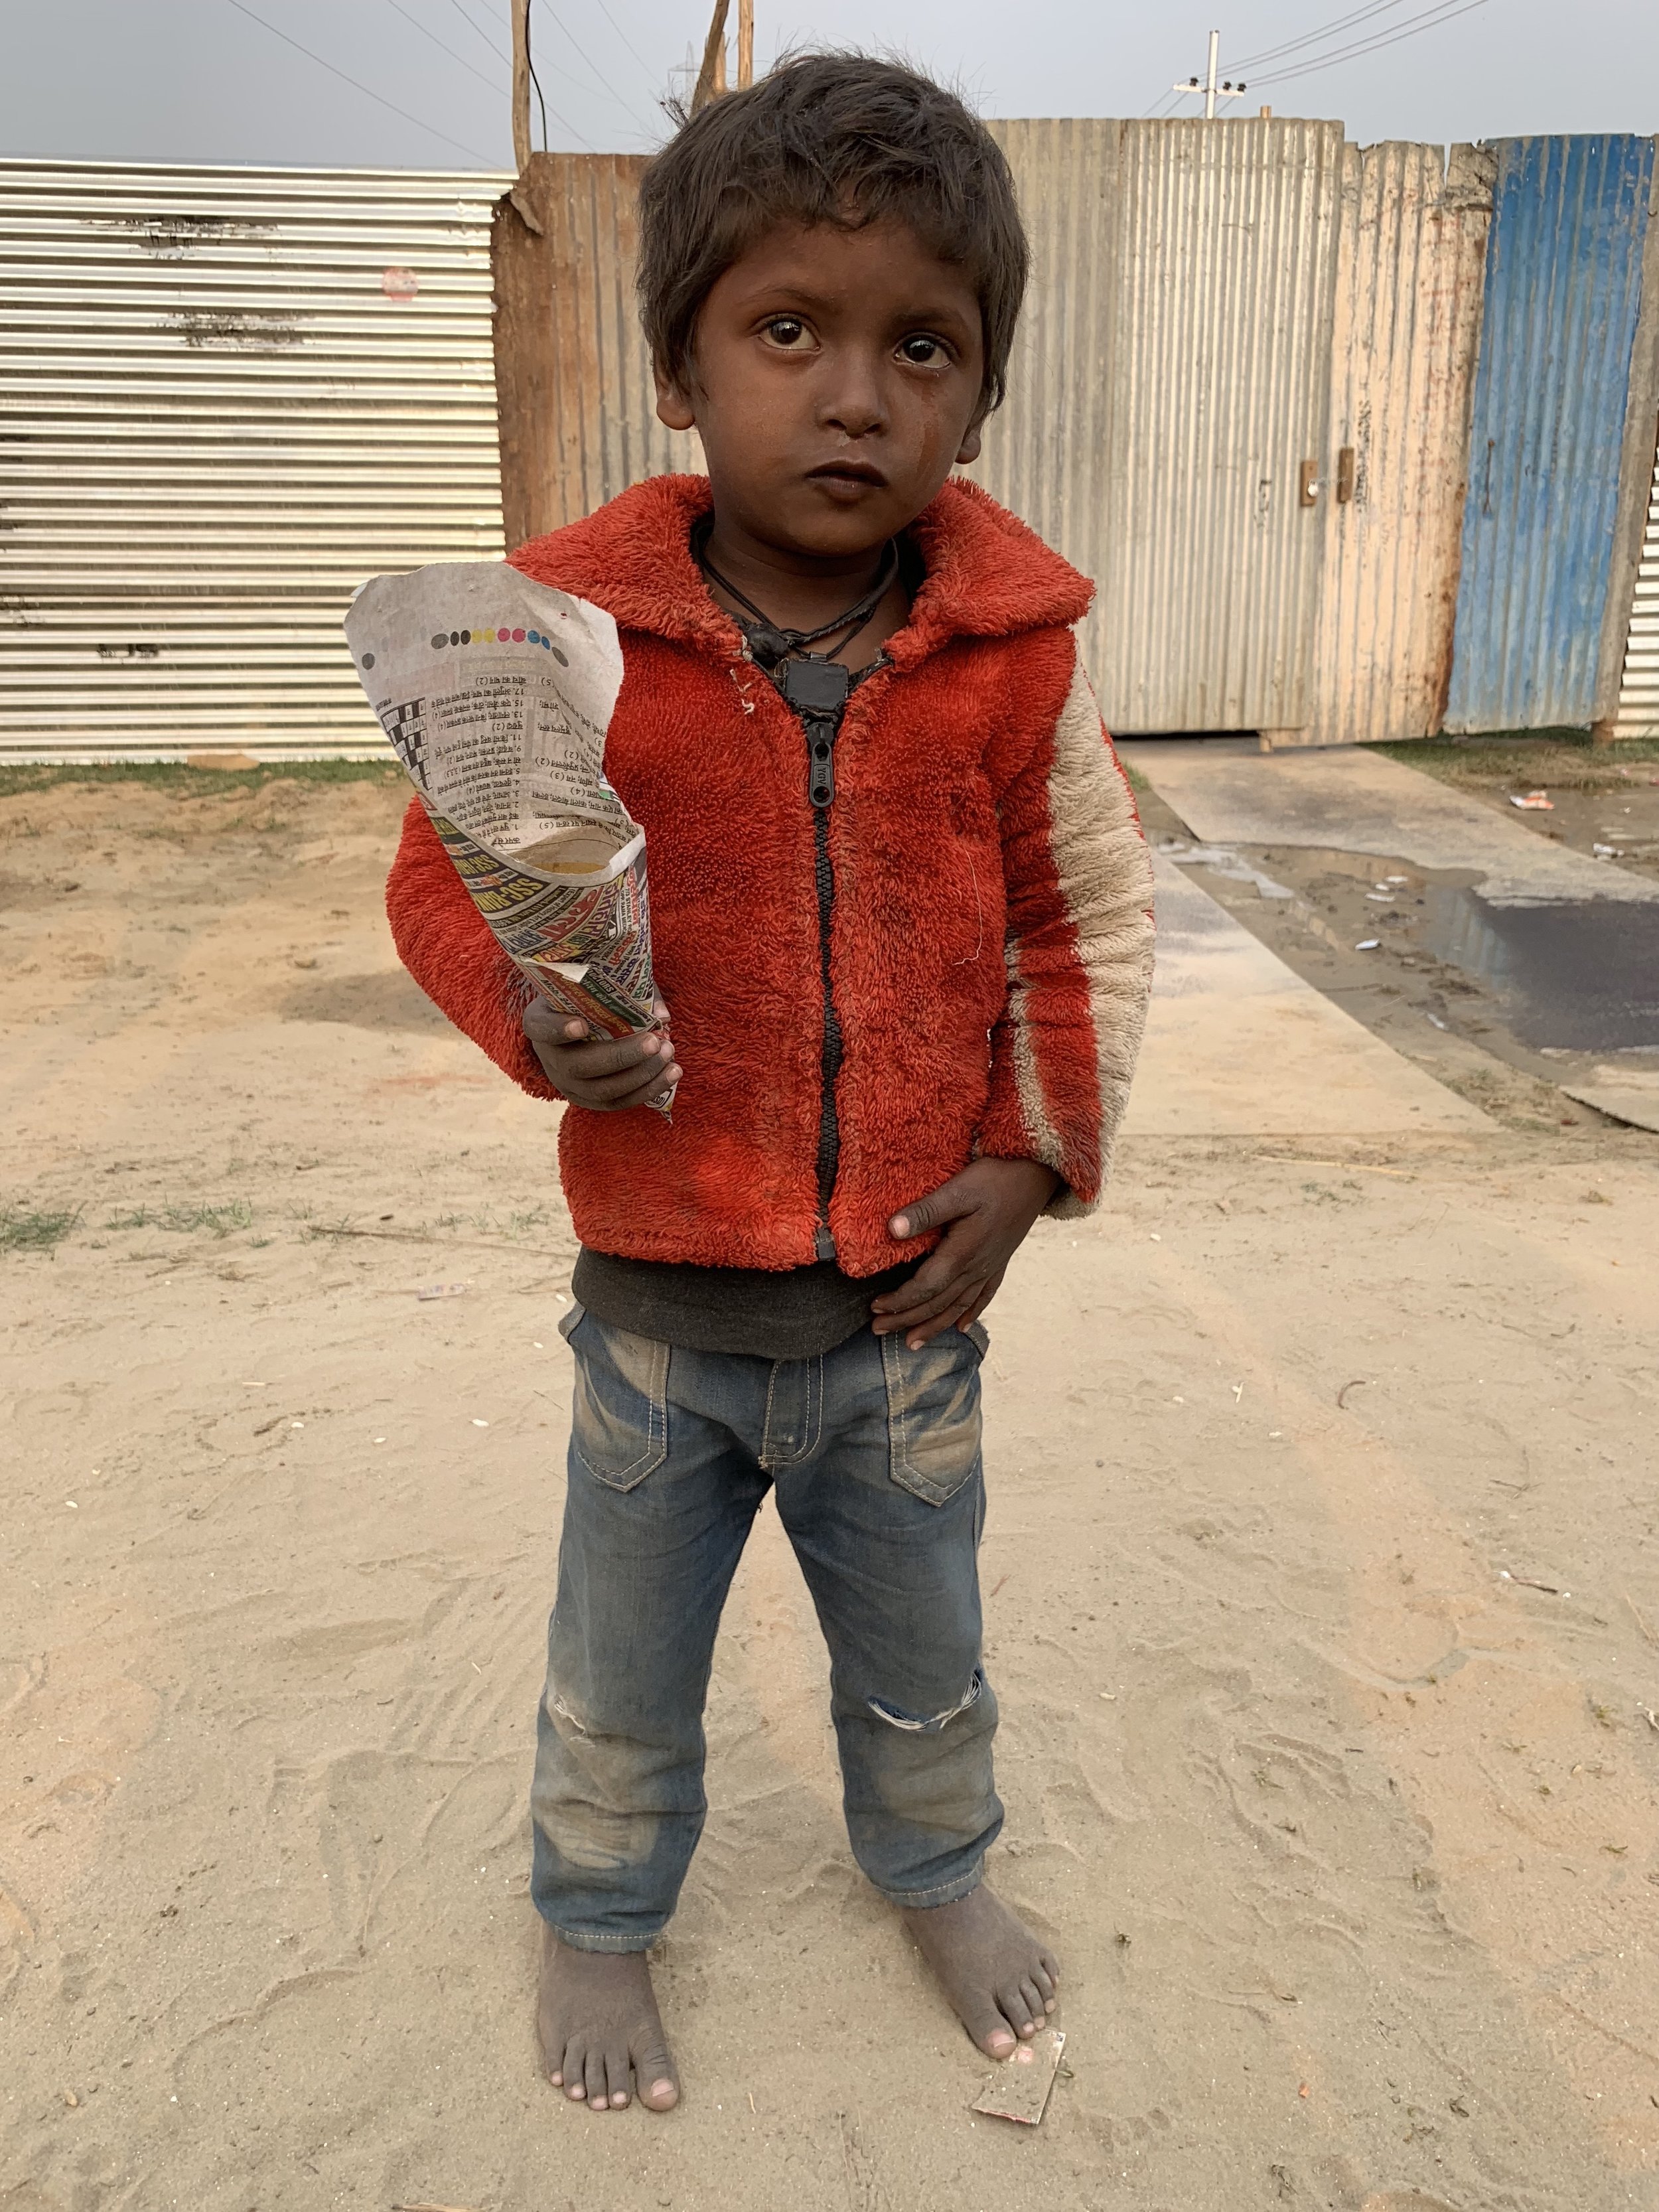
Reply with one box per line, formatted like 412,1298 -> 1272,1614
778,656 -> 859,1262
772,650 -> 896,1261
807,716 -> 842,1260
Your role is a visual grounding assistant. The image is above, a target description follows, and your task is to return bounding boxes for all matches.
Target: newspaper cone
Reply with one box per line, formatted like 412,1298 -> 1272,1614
345,561 -> 672,1109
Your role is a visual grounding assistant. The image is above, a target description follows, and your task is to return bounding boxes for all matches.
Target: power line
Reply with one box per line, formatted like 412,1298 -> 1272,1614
442,0 -> 512,66
394,0 -> 597,151
1249,0 -> 1490,87
382,0 -> 505,95
591,0 -> 664,91
518,0 -> 600,147
1229,0 -> 1417,74
534,0 -> 660,133
525,0 -> 550,150
222,0 -> 496,163
451,0 -> 652,133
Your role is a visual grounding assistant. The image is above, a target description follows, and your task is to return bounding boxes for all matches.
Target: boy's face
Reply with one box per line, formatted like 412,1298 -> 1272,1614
656,218 -> 989,563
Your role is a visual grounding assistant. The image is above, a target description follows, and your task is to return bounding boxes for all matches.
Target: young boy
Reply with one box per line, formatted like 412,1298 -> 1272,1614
388,53 -> 1154,2114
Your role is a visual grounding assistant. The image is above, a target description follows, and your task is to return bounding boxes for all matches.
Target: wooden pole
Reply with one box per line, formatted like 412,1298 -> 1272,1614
691,0 -> 730,114
511,0 -> 532,173
737,0 -> 753,89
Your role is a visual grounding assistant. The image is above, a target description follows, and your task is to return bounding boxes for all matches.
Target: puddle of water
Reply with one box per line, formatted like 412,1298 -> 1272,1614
1421,889 -> 1659,1052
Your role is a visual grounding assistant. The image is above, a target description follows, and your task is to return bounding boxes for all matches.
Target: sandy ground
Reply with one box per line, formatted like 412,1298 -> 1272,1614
5,767 -> 1659,2212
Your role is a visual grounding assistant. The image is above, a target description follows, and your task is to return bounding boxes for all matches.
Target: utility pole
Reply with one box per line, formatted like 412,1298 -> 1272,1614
737,0 -> 754,90
691,0 -> 731,113
510,0 -> 531,173
1173,30 -> 1245,120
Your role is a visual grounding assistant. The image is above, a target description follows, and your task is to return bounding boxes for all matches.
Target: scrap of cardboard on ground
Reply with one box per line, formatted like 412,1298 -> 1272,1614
973,2028 -> 1066,2125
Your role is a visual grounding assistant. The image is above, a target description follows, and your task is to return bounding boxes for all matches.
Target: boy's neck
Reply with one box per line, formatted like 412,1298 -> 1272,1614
700,509 -> 896,641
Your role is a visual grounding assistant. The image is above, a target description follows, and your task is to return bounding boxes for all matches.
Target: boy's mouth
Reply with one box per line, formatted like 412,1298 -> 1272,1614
807,460 -> 888,491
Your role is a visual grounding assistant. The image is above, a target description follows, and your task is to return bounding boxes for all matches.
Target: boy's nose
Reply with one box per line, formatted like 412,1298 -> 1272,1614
818,360 -> 889,439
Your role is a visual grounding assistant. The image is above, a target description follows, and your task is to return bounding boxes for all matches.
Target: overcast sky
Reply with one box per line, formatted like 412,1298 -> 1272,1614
1,0 -> 1654,172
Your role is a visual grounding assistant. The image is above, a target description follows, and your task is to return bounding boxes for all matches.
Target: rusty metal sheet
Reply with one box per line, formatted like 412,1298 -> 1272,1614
0,159 -> 510,759
1305,140 -> 1494,745
491,152 -> 701,547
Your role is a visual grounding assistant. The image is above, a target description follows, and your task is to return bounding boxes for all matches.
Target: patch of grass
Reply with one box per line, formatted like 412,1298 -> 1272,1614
1,1203 -> 83,1254
1369,731 -> 1659,792
0,761 -> 401,801
106,1199 -> 253,1238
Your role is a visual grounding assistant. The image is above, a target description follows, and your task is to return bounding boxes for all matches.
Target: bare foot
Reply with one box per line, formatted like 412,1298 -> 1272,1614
899,1883 -> 1059,2058
536,1923 -> 680,2112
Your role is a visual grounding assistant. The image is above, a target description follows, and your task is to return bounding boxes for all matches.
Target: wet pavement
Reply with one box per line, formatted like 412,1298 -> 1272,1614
1419,884 -> 1659,1052
1118,739 -> 1659,1129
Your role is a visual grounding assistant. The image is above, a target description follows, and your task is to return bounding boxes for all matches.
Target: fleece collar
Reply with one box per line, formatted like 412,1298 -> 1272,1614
510,473 -> 1093,666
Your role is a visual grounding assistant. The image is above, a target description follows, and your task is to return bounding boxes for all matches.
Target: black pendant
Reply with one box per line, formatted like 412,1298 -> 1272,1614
781,657 -> 853,717
747,625 -> 794,670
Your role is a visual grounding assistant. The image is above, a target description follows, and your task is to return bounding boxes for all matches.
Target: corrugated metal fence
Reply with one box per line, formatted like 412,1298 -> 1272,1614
1311,140 -> 1494,746
1445,135 -> 1656,733
974,119 -> 1345,735
480,119 -> 1659,750
5,136 -> 1659,757
0,158 -> 508,756
489,154 -> 697,546
1608,433 -> 1659,737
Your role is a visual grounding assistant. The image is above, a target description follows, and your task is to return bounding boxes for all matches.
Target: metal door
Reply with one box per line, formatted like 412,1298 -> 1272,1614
979,118 -> 1345,734
1309,140 -> 1494,745
1445,135 -> 1655,733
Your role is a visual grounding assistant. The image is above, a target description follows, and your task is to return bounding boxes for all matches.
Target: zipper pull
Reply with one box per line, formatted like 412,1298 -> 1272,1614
808,727 -> 835,808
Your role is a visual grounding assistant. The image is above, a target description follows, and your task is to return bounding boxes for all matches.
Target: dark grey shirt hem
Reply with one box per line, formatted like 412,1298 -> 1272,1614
571,1246 -> 913,1360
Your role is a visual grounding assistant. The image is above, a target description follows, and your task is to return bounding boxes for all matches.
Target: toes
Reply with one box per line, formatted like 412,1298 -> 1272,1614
583,2046 -> 611,2109
1031,1954 -> 1057,2003
561,2039 -> 588,2101
997,1981 -> 1037,2037
633,2038 -> 680,2111
603,2046 -> 632,2110
1019,1976 -> 1047,2028
964,2000 -> 1017,2059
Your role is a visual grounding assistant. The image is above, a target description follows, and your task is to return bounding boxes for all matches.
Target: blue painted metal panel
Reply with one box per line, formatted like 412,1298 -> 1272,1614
1445,135 -> 1655,732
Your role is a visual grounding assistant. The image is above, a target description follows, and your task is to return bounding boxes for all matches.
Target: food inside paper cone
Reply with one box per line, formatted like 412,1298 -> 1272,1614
344,560 -> 674,1110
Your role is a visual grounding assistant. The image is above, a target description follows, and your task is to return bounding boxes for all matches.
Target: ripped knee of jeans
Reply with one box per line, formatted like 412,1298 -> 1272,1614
549,1690 -> 589,1737
866,1668 -> 983,1733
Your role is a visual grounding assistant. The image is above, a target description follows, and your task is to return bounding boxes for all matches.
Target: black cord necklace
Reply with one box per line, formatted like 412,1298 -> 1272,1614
695,528 -> 899,676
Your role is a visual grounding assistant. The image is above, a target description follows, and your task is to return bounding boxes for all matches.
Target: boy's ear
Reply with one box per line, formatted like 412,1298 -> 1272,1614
954,404 -> 989,468
654,360 -> 697,433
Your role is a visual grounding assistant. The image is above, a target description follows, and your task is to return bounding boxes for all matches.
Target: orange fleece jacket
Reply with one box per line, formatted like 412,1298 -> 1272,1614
385,473 -> 1155,1276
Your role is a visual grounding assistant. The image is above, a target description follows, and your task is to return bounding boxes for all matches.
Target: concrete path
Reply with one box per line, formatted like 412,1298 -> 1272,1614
1117,739 -> 1659,907
1123,856 -> 1488,1137
1559,1066 -> 1659,1134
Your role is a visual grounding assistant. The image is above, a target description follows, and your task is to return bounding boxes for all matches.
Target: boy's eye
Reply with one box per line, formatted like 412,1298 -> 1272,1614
761,316 -> 813,350
899,334 -> 948,366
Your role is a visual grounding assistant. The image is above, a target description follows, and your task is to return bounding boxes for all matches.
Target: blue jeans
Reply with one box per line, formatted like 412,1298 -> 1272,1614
531,1307 -> 1003,1951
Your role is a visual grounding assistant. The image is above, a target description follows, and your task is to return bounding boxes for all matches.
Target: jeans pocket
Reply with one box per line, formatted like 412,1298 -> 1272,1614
567,1311 -> 670,1493
881,1321 -> 987,1507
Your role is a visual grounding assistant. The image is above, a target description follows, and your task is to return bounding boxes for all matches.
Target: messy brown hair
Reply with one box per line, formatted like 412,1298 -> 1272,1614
637,52 -> 1028,412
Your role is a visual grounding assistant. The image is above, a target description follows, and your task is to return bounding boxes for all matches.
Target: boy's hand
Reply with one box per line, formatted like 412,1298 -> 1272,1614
524,995 -> 680,1111
871,1158 -> 1060,1350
